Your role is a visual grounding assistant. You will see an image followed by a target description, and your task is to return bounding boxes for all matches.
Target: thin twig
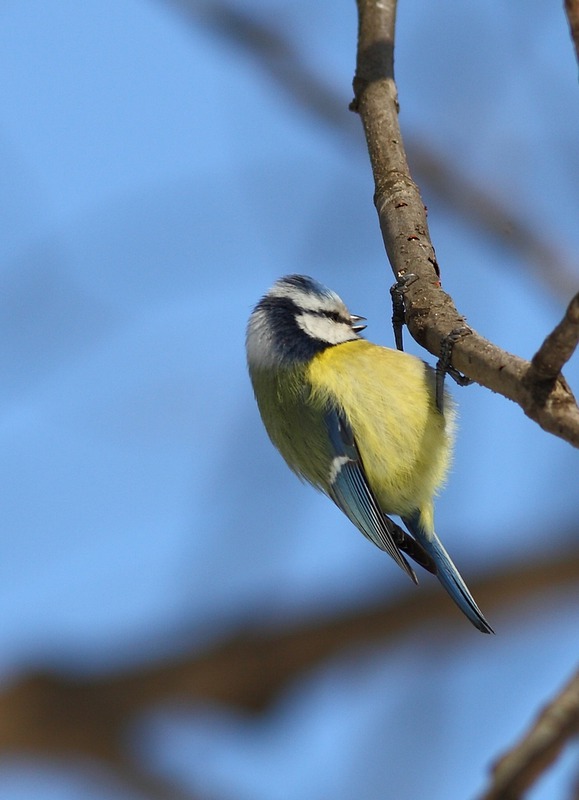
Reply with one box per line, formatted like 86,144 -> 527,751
527,291 -> 579,382
478,668 -> 579,800
351,0 -> 579,447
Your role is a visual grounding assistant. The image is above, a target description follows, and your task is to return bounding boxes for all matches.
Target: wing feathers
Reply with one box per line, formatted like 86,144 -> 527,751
323,408 -> 493,632
324,409 -> 417,583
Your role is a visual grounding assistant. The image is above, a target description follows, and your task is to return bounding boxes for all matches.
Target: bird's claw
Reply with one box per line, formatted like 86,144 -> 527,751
436,325 -> 473,413
390,273 -> 418,352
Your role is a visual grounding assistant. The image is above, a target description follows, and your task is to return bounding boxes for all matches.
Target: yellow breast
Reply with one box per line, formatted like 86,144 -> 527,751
306,339 -> 453,519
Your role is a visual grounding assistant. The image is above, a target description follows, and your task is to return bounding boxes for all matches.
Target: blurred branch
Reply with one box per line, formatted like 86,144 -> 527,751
1,549 -> 579,784
565,0 -> 579,67
351,0 -> 579,447
479,667 -> 579,800
14,758 -> 206,800
167,0 -> 579,301
406,141 -> 579,301
180,0 -> 351,133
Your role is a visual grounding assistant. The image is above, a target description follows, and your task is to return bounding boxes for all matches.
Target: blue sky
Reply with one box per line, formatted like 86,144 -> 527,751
0,1 -> 578,798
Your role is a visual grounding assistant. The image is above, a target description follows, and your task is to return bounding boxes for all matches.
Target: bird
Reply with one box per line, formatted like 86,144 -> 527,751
246,274 -> 493,633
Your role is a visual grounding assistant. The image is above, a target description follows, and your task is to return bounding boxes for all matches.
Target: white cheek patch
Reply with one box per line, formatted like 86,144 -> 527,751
296,312 -> 358,344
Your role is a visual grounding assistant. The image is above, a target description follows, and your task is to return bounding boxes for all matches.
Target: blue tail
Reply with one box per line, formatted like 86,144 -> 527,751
403,515 -> 494,634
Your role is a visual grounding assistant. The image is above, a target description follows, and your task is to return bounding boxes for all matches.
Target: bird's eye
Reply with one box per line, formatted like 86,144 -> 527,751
312,310 -> 345,324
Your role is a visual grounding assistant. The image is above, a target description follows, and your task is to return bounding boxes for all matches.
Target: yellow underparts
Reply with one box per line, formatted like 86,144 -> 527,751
307,339 -> 453,522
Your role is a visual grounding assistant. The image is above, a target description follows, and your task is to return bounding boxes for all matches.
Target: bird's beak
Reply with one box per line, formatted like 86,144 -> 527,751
350,314 -> 367,332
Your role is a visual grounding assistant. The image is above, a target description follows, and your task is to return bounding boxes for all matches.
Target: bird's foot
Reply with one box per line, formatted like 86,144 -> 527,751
390,273 -> 418,351
436,325 -> 473,413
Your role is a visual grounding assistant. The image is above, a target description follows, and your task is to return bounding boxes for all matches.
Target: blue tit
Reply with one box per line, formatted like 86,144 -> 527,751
246,274 -> 493,634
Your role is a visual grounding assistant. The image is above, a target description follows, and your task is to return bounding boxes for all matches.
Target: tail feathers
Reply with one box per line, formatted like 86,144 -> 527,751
389,518 -> 437,575
403,516 -> 494,634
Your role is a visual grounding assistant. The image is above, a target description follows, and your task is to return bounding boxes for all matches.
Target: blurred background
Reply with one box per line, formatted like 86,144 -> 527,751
0,1 -> 578,798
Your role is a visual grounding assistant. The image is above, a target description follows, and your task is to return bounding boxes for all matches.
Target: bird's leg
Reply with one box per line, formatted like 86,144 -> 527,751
390,273 -> 417,351
436,326 -> 473,414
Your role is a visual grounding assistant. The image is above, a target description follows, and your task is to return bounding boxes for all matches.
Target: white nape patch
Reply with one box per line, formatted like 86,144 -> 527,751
270,282 -> 348,316
296,312 -> 359,344
329,455 -> 350,484
246,308 -> 279,369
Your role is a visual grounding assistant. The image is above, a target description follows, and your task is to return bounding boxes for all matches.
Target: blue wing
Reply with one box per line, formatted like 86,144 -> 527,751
324,408 -> 418,584
403,512 -> 494,634
322,408 -> 492,633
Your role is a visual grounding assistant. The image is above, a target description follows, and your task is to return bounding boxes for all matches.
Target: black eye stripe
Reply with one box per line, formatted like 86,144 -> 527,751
312,309 -> 349,324
256,296 -> 349,326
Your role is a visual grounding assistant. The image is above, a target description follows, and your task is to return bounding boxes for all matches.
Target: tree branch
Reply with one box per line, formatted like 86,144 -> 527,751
527,292 -> 579,382
169,0 -> 579,301
478,667 -> 579,800
351,0 -> 579,448
565,0 -> 579,67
